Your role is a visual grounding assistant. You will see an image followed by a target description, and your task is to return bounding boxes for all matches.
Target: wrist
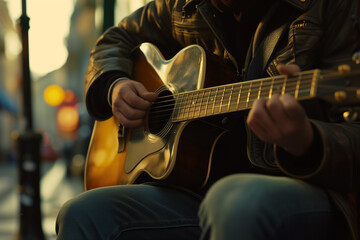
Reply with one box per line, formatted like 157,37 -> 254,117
281,120 -> 314,157
107,77 -> 130,108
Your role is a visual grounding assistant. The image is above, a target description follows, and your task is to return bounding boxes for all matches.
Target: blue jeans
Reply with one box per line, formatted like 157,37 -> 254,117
56,174 -> 339,240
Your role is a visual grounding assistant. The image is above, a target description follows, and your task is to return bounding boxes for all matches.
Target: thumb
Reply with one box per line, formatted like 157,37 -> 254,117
132,82 -> 158,101
277,64 -> 301,76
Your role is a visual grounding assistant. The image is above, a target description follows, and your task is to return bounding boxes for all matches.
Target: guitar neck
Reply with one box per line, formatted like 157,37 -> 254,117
172,70 -> 319,122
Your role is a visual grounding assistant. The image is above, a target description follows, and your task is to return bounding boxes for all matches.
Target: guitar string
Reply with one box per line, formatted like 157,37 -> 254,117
151,83 -> 314,122
152,69 -> 360,109
153,72 -> 312,104
148,70 -> 360,122
149,76 -> 314,122
151,74 -> 313,110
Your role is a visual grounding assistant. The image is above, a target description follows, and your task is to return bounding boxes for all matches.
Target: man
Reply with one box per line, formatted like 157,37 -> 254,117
56,0 -> 360,239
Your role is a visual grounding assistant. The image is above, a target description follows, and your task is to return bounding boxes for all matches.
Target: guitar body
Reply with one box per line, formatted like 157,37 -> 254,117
85,43 -> 236,190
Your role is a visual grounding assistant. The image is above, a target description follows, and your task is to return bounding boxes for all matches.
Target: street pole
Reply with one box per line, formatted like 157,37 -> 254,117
102,0 -> 116,33
14,0 -> 45,239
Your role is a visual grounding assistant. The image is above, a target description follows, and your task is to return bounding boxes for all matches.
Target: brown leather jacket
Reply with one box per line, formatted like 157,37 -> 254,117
84,0 -> 360,238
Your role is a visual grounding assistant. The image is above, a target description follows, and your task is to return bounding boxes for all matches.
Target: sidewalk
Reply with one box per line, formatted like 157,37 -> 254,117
0,159 -> 84,239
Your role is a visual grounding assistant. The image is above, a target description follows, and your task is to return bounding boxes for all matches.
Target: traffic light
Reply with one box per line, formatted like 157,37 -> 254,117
56,89 -> 79,140
43,84 -> 65,107
43,85 -> 80,140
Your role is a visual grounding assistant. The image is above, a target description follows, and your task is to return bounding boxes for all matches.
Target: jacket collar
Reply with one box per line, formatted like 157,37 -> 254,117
283,0 -> 311,11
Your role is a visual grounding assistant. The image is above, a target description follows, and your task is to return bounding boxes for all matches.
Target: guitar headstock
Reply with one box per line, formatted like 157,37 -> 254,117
318,64 -> 360,104
316,62 -> 360,122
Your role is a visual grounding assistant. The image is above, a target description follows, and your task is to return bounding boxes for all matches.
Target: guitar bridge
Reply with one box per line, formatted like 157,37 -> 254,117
117,124 -> 127,153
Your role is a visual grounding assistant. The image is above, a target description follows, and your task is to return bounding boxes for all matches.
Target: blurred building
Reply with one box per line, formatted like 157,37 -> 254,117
0,0 -> 153,169
0,1 -> 153,239
33,0 -> 98,172
31,0 -> 152,173
0,0 -> 21,163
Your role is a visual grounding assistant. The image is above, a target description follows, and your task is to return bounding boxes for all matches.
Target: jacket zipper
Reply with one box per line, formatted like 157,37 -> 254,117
292,20 -> 318,29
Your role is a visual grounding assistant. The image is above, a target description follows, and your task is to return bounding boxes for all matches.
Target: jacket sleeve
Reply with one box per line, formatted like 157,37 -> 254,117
84,0 -> 179,120
275,121 -> 360,194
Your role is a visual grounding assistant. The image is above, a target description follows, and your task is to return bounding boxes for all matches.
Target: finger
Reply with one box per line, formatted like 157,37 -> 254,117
139,91 -> 158,103
266,94 -> 305,137
264,94 -> 290,126
113,98 -> 147,121
279,94 -> 306,122
247,116 -> 270,142
132,82 -> 158,102
121,85 -> 154,110
247,98 -> 275,140
277,64 -> 301,76
114,110 -> 144,128
113,81 -> 156,111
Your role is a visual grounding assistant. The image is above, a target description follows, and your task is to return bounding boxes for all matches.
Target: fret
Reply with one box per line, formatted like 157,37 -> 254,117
217,87 -> 226,114
189,91 -> 200,119
248,81 -> 261,108
257,80 -> 263,100
272,77 -> 283,96
310,70 -> 319,97
298,72 -> 314,99
183,92 -> 192,120
239,82 -> 250,110
197,93 -> 202,115
259,79 -> 271,99
198,89 -> 207,118
175,93 -> 186,121
211,88 -> 220,114
195,91 -> 201,118
245,82 -> 252,108
219,86 -> 226,113
172,93 -> 181,121
204,88 -> 212,116
294,74 -> 301,99
227,85 -> 236,112
194,91 -> 202,117
211,88 -> 218,114
281,75 -> 288,95
176,92 -> 184,121
268,77 -> 274,98
235,83 -> 243,111
285,76 -> 297,97
221,86 -> 231,114
301,81 -> 312,98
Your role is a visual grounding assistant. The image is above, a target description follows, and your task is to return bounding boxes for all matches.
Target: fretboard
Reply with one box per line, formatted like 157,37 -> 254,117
172,70 -> 319,122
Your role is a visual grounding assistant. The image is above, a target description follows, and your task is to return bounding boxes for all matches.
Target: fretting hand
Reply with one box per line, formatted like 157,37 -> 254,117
246,64 -> 314,156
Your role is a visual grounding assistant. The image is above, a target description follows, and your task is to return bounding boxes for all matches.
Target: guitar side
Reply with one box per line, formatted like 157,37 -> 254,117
84,117 -> 129,190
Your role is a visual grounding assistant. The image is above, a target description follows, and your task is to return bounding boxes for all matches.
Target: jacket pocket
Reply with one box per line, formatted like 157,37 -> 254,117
172,10 -> 216,48
290,17 -> 323,69
267,17 -> 323,75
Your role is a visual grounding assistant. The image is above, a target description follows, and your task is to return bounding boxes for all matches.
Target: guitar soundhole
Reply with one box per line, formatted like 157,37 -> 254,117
148,89 -> 175,136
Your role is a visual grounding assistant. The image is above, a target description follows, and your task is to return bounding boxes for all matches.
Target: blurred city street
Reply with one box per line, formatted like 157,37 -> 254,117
0,1 -> 150,239
0,159 -> 84,240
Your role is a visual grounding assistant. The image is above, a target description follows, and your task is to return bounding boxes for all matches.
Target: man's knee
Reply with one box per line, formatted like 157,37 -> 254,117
56,192 -> 92,230
201,174 -> 322,220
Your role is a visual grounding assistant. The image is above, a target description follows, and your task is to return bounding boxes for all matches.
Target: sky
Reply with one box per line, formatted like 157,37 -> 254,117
6,0 -> 74,77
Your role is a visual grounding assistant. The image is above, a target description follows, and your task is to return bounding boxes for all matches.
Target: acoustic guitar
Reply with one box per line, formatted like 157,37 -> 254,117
85,43 -> 360,191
